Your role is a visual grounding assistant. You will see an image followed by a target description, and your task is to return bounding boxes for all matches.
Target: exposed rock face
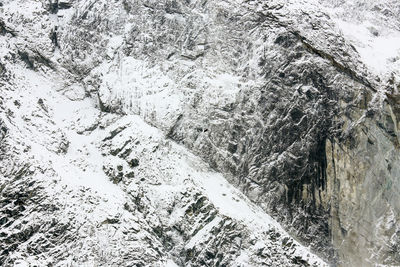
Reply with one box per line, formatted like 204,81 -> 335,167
1,0 -> 399,266
325,101 -> 400,266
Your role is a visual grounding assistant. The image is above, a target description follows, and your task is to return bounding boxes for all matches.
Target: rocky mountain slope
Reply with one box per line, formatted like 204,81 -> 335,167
1,0 -> 399,266
0,62 -> 326,266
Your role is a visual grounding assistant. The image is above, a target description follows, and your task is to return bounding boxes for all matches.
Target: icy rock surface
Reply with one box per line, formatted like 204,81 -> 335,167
1,0 -> 400,266
0,55 -> 325,266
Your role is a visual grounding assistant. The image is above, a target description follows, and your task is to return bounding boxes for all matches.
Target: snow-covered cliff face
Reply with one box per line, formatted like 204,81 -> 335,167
0,63 -> 326,267
1,0 -> 399,266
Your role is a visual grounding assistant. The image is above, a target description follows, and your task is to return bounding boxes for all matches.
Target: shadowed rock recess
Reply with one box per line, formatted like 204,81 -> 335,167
1,0 -> 399,266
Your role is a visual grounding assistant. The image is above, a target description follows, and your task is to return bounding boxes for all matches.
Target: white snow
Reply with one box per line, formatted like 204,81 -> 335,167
163,259 -> 180,267
333,19 -> 400,76
95,57 -> 184,131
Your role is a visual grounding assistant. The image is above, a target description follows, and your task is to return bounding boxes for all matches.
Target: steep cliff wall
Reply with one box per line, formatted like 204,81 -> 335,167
52,0 -> 400,265
325,96 -> 400,266
1,0 -> 399,266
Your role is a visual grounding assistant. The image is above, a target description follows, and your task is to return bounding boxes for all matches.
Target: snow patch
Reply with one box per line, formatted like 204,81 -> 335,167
334,19 -> 400,76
